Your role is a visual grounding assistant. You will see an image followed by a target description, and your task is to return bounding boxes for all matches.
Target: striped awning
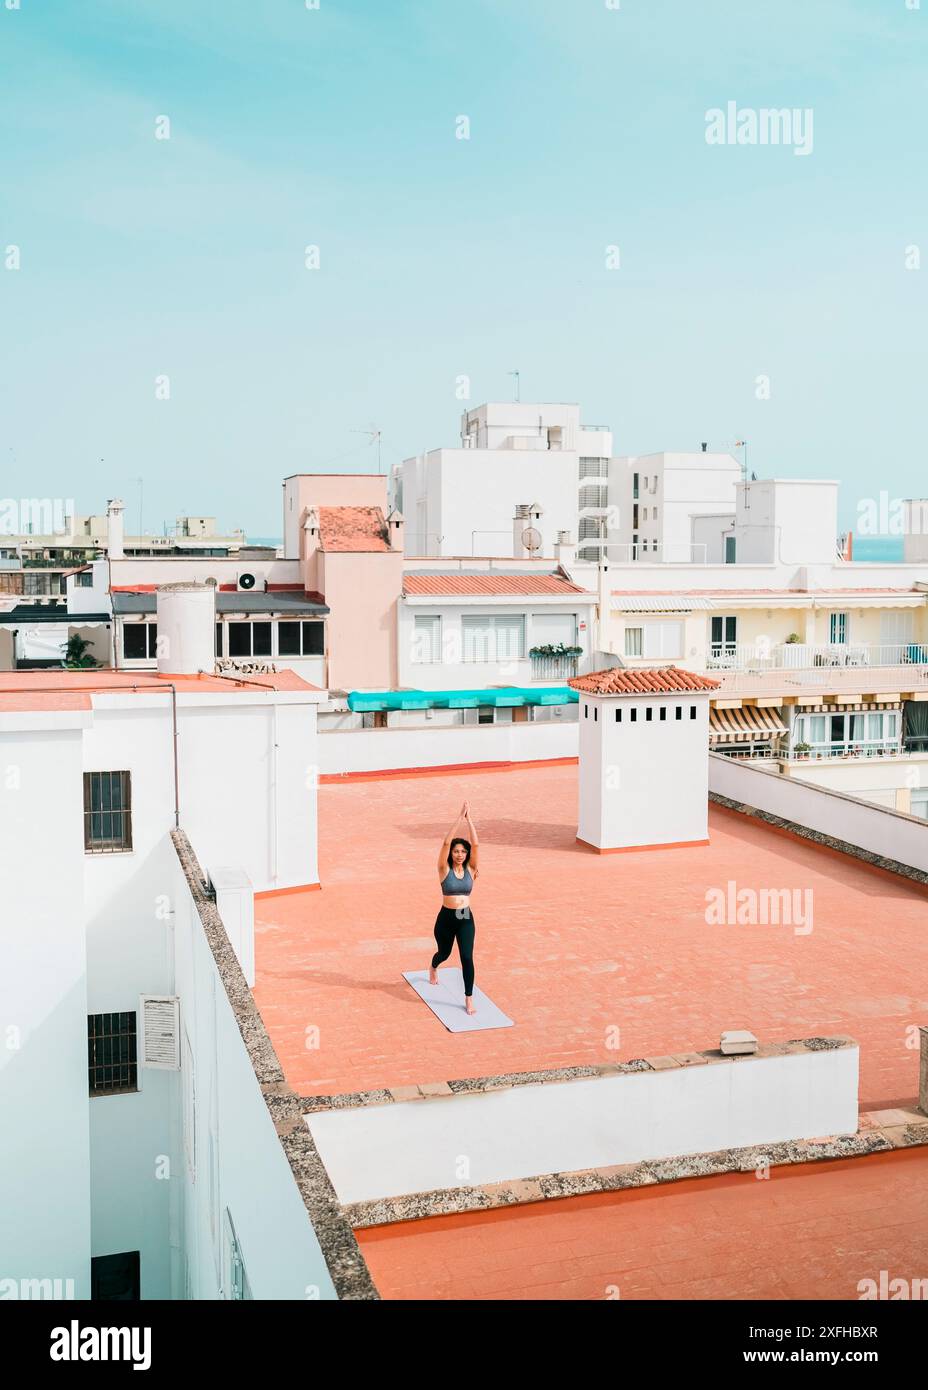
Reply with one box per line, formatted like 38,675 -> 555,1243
794,700 -> 901,713
709,705 -> 787,743
611,594 -> 714,612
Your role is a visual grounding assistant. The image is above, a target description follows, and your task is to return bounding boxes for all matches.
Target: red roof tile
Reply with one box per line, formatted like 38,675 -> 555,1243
568,666 -> 720,695
318,506 -> 390,552
404,573 -> 591,597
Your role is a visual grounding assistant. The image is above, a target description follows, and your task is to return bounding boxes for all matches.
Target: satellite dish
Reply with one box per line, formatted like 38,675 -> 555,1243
521,526 -> 542,553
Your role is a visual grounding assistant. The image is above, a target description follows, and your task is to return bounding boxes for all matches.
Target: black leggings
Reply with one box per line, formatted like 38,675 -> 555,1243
431,906 -> 476,996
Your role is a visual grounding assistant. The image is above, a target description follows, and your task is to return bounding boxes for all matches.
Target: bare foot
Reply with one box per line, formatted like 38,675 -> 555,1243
429,966 -> 439,985
465,997 -> 476,1015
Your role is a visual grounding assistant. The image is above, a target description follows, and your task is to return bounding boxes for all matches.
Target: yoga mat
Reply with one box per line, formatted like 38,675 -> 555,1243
402,969 -> 514,1033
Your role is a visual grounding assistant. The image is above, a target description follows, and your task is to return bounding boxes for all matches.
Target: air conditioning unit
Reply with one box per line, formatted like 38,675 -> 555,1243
236,572 -> 267,592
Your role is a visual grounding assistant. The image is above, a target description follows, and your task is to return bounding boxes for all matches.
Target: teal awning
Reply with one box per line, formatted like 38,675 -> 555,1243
347,686 -> 579,713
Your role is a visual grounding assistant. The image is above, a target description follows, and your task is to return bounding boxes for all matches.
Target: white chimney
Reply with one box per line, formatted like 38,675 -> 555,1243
156,581 -> 217,675
555,530 -> 576,569
107,498 -> 125,560
385,507 -> 405,552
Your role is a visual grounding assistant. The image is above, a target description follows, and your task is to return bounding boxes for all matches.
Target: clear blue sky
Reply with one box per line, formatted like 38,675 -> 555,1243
2,0 -> 926,537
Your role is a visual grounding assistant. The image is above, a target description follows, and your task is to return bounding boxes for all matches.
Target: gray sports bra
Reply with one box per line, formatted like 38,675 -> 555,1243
441,865 -> 473,896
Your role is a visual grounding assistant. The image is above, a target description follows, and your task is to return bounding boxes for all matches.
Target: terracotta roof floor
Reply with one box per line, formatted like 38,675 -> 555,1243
253,763 -> 928,1104
357,1147 -> 928,1300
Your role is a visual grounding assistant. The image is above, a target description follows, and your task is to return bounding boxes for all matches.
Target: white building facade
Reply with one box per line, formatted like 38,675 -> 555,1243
0,590 -> 339,1300
395,402 -> 614,560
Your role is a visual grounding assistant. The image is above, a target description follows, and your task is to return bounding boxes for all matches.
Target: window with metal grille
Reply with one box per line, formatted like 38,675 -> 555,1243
88,1011 -> 138,1094
83,771 -> 132,852
579,484 -> 608,509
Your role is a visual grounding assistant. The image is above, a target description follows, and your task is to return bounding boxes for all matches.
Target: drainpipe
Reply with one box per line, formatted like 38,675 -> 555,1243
271,704 -> 279,885
169,683 -> 179,829
597,557 -> 611,655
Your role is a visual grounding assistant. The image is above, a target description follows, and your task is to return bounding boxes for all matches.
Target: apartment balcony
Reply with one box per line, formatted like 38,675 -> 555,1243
786,740 -> 903,762
530,653 -> 580,681
707,642 -> 928,674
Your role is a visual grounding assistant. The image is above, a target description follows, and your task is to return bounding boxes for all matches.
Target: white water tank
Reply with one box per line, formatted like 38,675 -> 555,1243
155,581 -> 217,674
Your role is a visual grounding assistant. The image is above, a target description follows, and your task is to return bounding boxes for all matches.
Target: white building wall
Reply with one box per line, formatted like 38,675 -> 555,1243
610,452 -> 741,561
733,480 -> 839,566
410,448 -> 580,557
317,719 -> 578,775
397,601 -> 595,689
400,404 -> 614,558
0,719 -> 93,1297
84,695 -> 319,897
171,858 -> 339,1300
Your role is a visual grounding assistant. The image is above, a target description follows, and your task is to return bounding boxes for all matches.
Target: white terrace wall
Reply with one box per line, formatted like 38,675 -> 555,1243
307,1043 -> 859,1205
709,752 -> 928,875
317,719 -> 578,776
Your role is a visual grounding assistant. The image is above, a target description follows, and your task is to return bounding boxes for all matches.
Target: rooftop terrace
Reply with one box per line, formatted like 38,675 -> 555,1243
253,762 -> 928,1109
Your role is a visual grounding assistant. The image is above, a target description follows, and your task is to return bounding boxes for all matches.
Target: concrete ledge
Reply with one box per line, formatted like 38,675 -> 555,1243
305,1037 -> 860,1207
344,1104 -> 928,1229
709,778 -> 928,893
298,1038 -> 855,1112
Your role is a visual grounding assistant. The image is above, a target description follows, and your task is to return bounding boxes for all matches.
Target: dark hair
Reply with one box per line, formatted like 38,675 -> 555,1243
448,837 -> 471,870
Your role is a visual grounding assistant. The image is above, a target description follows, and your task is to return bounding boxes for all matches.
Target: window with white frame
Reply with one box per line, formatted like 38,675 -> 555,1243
794,708 -> 900,749
462,614 -> 524,662
623,620 -> 684,658
412,614 -> 441,663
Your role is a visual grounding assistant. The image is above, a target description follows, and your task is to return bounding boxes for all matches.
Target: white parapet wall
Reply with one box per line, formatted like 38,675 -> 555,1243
305,1041 -> 859,1205
709,752 -> 928,876
317,719 -> 579,776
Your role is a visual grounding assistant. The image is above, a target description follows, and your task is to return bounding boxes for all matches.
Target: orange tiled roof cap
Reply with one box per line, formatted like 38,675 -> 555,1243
568,666 -> 721,695
318,506 -> 390,552
404,573 -> 588,596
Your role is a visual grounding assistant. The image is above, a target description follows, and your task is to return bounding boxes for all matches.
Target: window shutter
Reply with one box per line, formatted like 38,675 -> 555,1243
139,995 -> 181,1069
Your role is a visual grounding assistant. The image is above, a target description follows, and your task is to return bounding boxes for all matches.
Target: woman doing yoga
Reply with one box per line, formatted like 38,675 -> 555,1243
429,801 -> 480,1015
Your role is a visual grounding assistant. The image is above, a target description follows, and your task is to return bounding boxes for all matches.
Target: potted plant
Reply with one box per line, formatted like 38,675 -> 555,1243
784,632 -> 801,644
793,741 -> 812,760
61,634 -> 98,669
529,643 -> 583,657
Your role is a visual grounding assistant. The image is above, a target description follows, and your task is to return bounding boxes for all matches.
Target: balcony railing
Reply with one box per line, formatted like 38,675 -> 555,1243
706,642 -> 928,673
531,655 -> 579,680
788,741 -> 902,761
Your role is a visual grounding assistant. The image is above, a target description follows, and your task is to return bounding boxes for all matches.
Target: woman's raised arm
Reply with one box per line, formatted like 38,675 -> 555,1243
437,803 -> 468,875
463,802 -> 479,874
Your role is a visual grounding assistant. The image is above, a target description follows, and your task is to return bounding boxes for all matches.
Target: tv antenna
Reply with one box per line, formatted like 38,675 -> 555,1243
351,426 -> 383,473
